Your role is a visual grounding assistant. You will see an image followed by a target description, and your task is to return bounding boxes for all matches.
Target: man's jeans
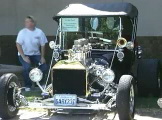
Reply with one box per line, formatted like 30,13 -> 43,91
19,55 -> 48,88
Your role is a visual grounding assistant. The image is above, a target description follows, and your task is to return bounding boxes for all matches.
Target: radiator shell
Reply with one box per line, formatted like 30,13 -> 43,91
52,60 -> 87,96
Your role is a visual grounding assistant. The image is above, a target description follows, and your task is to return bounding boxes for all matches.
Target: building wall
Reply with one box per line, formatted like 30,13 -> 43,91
1,0 -> 162,36
0,0 -> 162,65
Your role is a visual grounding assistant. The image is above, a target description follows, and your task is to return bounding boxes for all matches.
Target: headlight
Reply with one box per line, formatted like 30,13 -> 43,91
29,68 -> 43,82
126,41 -> 134,50
102,69 -> 115,83
117,51 -> 124,62
49,41 -> 55,49
53,51 -> 60,60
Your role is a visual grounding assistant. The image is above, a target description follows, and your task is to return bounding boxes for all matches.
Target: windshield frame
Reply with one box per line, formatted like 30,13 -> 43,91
57,17 -> 122,50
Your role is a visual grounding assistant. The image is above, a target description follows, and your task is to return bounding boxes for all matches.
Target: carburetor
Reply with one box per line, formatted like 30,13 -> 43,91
68,38 -> 92,62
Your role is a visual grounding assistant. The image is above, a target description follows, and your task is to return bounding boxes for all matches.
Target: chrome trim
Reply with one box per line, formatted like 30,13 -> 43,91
21,102 -> 111,111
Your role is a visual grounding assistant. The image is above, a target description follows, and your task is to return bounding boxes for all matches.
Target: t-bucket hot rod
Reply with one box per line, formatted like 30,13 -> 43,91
0,2 -> 142,120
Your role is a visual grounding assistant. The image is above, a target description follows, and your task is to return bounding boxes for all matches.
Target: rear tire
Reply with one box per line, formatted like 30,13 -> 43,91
116,75 -> 135,120
137,59 -> 160,97
0,73 -> 20,119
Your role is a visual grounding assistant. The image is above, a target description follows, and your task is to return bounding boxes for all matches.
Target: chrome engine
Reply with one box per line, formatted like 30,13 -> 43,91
68,38 -> 92,63
66,38 -> 116,99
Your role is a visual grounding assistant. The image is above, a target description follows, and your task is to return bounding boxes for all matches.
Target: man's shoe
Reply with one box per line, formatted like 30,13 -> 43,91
157,98 -> 162,108
25,87 -> 31,92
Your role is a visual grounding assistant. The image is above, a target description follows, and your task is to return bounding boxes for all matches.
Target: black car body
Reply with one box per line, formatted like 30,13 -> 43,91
49,2 -> 138,120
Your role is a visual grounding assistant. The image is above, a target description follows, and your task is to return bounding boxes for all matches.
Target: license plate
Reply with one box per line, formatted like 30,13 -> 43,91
54,94 -> 77,106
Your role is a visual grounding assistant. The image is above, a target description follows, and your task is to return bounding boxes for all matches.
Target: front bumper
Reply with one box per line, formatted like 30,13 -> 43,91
21,102 -> 111,111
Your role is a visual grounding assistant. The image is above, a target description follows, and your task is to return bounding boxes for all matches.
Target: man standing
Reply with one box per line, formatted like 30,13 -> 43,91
16,16 -> 48,91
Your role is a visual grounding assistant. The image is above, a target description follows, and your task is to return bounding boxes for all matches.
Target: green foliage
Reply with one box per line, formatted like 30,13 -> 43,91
136,97 -> 159,108
85,17 -> 119,40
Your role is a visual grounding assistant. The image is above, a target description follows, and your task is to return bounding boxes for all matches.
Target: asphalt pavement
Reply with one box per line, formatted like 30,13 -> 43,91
1,108 -> 160,120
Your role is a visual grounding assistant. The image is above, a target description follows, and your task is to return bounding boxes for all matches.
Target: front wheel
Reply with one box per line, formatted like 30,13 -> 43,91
0,73 -> 20,119
116,75 -> 135,120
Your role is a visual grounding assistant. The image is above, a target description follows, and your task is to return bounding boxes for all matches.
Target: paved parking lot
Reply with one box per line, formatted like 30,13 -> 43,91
1,108 -> 160,120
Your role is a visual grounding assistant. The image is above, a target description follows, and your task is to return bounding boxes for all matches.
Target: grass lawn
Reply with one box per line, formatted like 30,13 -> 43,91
23,90 -> 42,101
136,97 -> 159,108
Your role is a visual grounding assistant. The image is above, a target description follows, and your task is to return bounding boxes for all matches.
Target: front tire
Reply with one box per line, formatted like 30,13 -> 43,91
116,75 -> 135,120
0,73 -> 20,119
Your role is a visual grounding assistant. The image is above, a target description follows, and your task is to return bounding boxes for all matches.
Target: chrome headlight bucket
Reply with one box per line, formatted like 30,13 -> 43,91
49,41 -> 55,49
102,69 -> 115,83
29,68 -> 43,82
53,51 -> 60,60
117,51 -> 124,60
126,41 -> 134,50
117,50 -> 125,62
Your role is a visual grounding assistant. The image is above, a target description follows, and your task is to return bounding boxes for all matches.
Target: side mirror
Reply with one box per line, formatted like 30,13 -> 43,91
137,46 -> 143,59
